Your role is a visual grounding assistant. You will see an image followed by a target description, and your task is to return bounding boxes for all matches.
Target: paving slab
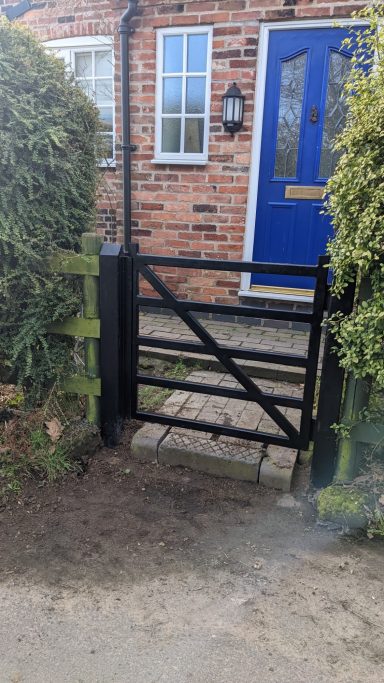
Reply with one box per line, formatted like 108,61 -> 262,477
132,370 -> 302,489
259,446 -> 298,492
131,422 -> 169,463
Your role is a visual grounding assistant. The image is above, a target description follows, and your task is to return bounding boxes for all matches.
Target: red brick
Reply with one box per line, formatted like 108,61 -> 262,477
19,0 -> 359,301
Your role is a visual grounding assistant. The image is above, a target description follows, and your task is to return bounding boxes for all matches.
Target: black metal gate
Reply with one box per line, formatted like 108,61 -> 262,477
113,247 -> 331,451
99,245 -> 356,484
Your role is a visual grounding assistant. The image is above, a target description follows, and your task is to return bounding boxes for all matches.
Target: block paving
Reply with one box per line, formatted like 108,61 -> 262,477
139,311 -> 314,383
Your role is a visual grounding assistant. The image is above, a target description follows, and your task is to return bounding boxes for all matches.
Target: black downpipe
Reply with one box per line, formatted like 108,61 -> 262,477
118,1 -> 138,253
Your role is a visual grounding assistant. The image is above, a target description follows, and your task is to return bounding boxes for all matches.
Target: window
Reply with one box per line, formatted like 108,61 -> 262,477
44,36 -> 115,167
154,26 -> 213,165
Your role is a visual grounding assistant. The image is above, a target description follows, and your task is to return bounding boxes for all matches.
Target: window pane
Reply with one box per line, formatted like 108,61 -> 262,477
163,77 -> 182,114
95,79 -> 113,104
77,79 -> 93,99
75,52 -> 92,78
184,118 -> 204,153
95,50 -> 112,77
162,118 -> 181,153
319,52 -> 352,178
163,35 -> 183,73
186,77 -> 206,114
187,34 -> 208,72
274,53 -> 306,178
99,134 -> 114,160
98,107 -> 113,132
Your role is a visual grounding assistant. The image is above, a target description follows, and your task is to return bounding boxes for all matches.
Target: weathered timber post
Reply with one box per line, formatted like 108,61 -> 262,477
82,233 -> 103,425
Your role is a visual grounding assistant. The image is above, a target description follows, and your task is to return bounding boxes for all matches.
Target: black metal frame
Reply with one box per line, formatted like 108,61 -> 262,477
118,247 -> 329,451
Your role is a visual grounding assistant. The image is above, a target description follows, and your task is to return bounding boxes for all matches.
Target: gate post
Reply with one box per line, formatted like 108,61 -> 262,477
311,280 -> 356,487
99,242 -> 123,447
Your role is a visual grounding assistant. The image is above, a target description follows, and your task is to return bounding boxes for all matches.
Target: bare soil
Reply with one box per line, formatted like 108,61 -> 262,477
0,423 -> 383,682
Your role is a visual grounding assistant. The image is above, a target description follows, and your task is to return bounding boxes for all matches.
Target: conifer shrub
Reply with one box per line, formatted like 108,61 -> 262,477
0,19 -> 99,403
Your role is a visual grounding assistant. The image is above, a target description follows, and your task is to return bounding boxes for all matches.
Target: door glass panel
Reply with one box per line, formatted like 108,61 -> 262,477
274,53 -> 306,178
319,51 -> 352,178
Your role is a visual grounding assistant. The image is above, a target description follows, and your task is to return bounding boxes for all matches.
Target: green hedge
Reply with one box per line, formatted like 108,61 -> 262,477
326,5 -> 384,387
0,19 -> 99,402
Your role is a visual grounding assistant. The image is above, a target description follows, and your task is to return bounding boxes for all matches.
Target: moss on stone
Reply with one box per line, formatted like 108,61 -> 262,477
317,485 -> 370,529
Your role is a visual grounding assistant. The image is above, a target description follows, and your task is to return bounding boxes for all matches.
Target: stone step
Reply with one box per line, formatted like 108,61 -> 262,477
131,370 -> 300,491
131,423 -> 297,491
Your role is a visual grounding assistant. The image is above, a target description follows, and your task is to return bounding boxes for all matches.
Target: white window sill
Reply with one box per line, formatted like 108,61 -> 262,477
151,158 -> 208,166
99,161 -> 116,169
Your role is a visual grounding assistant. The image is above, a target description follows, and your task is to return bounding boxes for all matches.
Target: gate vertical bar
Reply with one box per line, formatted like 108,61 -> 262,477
299,255 -> 329,449
311,279 -> 356,487
122,246 -> 136,420
100,242 -> 123,446
129,243 -> 139,418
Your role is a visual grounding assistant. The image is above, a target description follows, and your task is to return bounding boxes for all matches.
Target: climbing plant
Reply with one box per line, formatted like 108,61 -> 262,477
325,4 -> 384,387
0,19 -> 99,403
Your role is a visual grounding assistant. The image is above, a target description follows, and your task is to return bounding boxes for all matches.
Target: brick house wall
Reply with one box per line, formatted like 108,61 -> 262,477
2,0 -> 363,302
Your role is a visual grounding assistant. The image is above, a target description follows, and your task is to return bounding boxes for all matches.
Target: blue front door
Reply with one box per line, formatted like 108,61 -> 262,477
252,27 -> 365,291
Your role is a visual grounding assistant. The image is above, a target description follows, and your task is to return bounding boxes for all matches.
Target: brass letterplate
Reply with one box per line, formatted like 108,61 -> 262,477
285,185 -> 325,200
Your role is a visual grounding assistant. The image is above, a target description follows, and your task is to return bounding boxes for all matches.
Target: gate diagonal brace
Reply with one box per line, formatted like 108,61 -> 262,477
138,264 -> 300,443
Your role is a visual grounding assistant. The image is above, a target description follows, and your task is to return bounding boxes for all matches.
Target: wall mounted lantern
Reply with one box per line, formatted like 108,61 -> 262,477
222,83 -> 245,135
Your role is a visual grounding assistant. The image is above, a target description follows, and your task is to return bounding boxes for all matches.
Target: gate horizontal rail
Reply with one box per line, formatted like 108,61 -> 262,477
137,336 -> 309,368
135,253 -> 320,276
136,374 -> 304,408
119,247 -> 329,451
137,295 -> 314,323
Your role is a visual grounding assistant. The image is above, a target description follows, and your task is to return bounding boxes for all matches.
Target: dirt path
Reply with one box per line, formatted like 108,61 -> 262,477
0,426 -> 383,682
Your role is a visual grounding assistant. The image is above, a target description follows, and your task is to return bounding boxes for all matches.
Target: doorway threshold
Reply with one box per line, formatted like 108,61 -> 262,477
239,286 -> 314,304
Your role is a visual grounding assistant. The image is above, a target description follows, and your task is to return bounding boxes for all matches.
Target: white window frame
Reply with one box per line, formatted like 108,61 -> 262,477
153,25 -> 213,166
44,36 -> 115,168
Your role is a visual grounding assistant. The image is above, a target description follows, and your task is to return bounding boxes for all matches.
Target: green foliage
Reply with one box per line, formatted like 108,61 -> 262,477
325,4 -> 384,387
0,19 -> 99,403
30,429 -> 74,482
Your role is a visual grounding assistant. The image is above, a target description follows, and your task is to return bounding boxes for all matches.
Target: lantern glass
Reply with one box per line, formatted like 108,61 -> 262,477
222,82 -> 245,134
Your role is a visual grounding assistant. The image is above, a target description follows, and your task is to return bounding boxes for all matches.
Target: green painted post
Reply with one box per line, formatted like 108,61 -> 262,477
335,277 -> 373,481
335,375 -> 372,481
82,233 -> 103,425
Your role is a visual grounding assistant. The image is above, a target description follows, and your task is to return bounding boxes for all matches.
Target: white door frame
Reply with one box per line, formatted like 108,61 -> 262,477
239,18 -> 366,301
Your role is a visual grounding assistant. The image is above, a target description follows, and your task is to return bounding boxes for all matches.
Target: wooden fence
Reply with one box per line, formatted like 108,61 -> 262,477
47,233 -> 102,425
